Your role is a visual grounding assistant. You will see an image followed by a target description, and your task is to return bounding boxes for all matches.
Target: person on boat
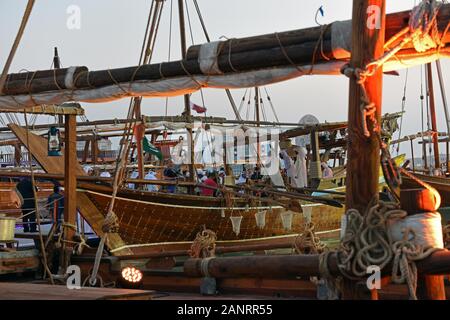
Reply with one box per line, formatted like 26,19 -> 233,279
16,178 -> 37,233
144,170 -> 159,192
293,146 -> 308,188
321,162 -> 334,179
47,185 -> 64,231
127,170 -> 139,189
163,159 -> 178,193
236,170 -> 247,184
218,168 -> 226,184
250,166 -> 263,181
200,172 -> 218,196
280,150 -> 297,187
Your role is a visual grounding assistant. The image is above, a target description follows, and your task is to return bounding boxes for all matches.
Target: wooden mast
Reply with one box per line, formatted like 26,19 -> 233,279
255,87 -> 261,168
346,0 -> 385,213
344,0 -> 386,299
178,0 -> 195,182
426,63 -> 440,170
63,114 -> 77,268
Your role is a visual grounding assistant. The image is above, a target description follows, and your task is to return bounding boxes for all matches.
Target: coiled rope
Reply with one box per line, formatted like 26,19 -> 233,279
189,228 -> 217,258
293,222 -> 327,254
321,198 -> 441,300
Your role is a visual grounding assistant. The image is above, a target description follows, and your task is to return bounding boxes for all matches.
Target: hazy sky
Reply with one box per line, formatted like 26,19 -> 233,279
1,0 -> 449,158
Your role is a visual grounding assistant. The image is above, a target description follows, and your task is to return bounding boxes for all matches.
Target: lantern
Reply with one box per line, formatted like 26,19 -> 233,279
48,126 -> 61,156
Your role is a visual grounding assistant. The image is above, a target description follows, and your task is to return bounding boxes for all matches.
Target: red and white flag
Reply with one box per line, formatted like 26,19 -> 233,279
190,101 -> 207,114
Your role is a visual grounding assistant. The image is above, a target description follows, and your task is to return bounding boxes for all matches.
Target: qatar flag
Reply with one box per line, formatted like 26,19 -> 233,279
190,101 -> 207,114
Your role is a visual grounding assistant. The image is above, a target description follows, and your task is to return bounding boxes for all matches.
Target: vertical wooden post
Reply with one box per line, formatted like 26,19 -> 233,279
346,0 -> 386,213
446,139 -> 449,173
410,138 -> 415,171
426,63 -> 440,170
310,130 -> 321,189
82,139 -> 90,163
14,143 -> 21,166
344,0 -> 386,300
178,0 -> 195,184
64,114 -> 77,241
255,87 -> 261,168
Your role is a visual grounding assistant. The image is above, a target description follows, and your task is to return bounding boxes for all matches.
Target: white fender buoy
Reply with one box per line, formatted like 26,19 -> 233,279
280,210 -> 294,231
230,216 -> 243,236
255,210 -> 267,229
387,211 -> 444,248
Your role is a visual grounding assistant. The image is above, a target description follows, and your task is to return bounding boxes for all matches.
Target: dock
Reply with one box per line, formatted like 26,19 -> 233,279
0,282 -> 156,300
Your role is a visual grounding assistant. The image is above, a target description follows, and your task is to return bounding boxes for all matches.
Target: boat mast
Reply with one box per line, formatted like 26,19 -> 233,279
344,0 -> 386,299
178,0 -> 195,182
254,86 -> 261,167
426,63 -> 440,171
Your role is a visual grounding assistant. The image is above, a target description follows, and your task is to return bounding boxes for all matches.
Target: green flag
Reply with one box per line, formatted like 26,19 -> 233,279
143,136 -> 163,160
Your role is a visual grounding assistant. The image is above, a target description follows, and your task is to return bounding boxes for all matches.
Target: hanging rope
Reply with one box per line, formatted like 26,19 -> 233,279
88,0 -> 165,287
23,110 -> 54,284
393,69 -> 409,154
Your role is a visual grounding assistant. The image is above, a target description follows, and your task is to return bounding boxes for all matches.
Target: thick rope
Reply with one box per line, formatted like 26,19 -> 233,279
189,228 -> 217,258
325,199 -> 441,300
293,222 -> 327,254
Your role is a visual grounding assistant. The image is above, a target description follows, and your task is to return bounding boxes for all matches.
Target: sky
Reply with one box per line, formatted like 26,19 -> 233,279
0,0 -> 449,159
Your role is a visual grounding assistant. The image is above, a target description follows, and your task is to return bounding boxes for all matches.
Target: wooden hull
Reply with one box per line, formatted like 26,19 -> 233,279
81,187 -> 343,247
401,172 -> 450,207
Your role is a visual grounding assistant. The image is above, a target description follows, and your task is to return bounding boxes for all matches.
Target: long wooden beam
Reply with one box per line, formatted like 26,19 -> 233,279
2,4 -> 449,97
183,250 -> 450,279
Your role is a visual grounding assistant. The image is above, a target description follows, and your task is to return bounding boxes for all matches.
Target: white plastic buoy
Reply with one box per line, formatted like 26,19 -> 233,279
255,210 -> 267,229
230,216 -> 243,236
302,205 -> 313,224
387,211 -> 444,248
220,208 -> 225,218
280,211 -> 294,231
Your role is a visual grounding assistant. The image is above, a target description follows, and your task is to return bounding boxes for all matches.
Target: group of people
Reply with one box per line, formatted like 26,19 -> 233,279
15,178 -> 64,233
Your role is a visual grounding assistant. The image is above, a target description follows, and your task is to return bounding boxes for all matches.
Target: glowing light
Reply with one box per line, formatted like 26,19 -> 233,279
121,267 -> 143,283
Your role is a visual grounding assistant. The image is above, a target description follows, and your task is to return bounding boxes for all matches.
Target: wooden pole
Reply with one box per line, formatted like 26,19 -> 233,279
417,64 -> 447,298
63,114 -> 77,270
178,0 -> 195,183
255,87 -> 261,168
53,47 -> 64,126
426,63 -> 440,170
345,0 -> 386,299
346,0 -> 386,213
410,138 -> 415,171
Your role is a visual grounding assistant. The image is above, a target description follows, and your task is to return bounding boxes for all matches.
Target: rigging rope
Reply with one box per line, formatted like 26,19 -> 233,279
394,69 -> 409,155
23,110 -> 54,285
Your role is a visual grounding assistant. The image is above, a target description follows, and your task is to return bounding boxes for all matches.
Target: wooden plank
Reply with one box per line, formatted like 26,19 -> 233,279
0,103 -> 84,115
0,282 -> 155,300
8,123 -> 85,176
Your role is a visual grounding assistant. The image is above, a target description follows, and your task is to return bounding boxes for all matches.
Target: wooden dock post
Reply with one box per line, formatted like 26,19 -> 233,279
344,0 -> 386,299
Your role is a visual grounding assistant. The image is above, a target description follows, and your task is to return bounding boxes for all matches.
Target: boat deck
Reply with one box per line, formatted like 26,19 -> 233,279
0,282 -> 156,300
